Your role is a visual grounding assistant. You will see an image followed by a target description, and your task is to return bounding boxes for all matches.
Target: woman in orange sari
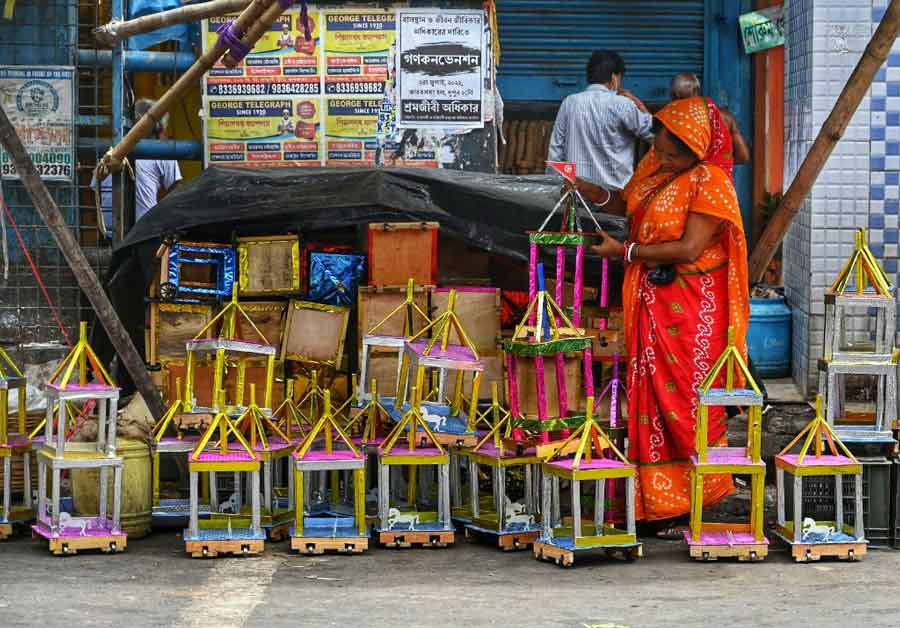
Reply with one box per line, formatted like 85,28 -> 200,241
574,96 -> 749,531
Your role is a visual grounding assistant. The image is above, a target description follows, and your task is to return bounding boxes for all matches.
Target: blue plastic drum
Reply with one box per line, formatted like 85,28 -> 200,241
747,296 -> 792,378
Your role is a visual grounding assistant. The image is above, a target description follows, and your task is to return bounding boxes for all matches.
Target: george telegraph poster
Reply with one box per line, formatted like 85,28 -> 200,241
324,97 -> 380,165
206,97 -> 321,167
323,10 -> 395,96
203,7 -> 322,166
0,66 -> 75,181
395,9 -> 485,129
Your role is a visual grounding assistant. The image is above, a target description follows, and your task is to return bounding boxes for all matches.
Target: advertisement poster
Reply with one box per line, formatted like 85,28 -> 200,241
204,9 -> 321,98
207,97 -> 321,167
324,97 -> 380,165
396,10 -> 485,129
0,66 -> 74,181
323,10 -> 395,96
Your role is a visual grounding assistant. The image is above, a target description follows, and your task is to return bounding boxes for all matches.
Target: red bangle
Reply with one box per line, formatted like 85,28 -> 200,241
620,241 -> 628,259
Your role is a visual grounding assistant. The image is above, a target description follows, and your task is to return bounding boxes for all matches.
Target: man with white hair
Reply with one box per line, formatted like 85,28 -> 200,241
670,72 -> 750,171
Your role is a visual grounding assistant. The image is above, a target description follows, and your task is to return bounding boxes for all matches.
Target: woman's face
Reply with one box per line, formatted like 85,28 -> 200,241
654,127 -> 698,173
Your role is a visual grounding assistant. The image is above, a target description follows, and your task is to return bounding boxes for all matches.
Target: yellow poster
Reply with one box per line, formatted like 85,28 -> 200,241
324,97 -> 380,165
204,8 -> 321,97
206,97 -> 321,168
323,10 -> 395,96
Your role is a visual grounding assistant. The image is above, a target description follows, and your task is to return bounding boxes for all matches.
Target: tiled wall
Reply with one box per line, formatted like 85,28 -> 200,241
783,0 -> 876,394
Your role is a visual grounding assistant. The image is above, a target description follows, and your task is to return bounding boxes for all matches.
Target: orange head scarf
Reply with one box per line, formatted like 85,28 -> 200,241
622,96 -> 750,358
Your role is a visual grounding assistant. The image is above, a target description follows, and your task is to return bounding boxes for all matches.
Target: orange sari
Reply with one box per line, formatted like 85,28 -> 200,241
622,97 -> 750,522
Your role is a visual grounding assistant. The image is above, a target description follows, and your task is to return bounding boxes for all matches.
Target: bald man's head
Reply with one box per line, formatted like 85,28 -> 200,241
671,73 -> 701,100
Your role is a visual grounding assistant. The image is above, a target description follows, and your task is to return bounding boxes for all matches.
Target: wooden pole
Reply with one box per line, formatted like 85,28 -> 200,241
98,0 -> 279,174
0,105 -> 166,419
94,0 -> 251,46
747,0 -> 900,284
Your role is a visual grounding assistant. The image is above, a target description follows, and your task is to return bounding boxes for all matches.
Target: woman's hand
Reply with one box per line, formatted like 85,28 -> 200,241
589,229 -> 623,258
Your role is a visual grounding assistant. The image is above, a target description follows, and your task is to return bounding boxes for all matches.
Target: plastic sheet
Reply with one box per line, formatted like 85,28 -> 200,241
128,0 -> 189,51
308,252 -> 366,307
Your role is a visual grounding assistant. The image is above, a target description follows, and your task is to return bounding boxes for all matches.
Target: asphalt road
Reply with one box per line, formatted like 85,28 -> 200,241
0,531 -> 894,627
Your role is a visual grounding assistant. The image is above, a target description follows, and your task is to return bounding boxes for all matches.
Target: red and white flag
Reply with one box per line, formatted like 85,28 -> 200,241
546,161 -> 576,183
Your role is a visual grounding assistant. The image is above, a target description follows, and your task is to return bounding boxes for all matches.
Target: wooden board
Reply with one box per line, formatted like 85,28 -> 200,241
291,535 -> 369,554
266,520 -> 291,542
378,529 -> 454,548
237,235 -> 300,296
225,360 -> 285,409
444,352 -> 505,403
533,540 -> 641,566
239,301 -> 287,356
149,303 -> 214,365
185,538 -> 265,558
789,541 -> 866,562
0,523 -> 11,540
368,222 -> 438,287
688,543 -> 768,562
39,533 -> 127,556
533,541 -> 574,567
464,526 -> 538,551
431,287 -> 500,352
282,300 -> 349,366
358,285 -> 431,349
514,354 -> 584,417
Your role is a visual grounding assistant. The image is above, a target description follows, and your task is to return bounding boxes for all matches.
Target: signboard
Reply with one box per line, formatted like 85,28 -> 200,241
0,66 -> 75,181
201,4 -> 489,169
203,8 -> 322,167
323,10 -> 395,96
396,9 -> 485,129
739,5 -> 784,54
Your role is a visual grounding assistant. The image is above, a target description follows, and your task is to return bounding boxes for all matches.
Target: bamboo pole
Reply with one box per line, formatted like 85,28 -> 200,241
97,0 -> 280,176
0,105 -> 166,419
94,0 -> 251,46
748,0 -> 900,284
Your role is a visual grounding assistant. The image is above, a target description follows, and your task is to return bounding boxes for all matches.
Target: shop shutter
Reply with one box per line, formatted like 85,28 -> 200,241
496,0 -> 706,103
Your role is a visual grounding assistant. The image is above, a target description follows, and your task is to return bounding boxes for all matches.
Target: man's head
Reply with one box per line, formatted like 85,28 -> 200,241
282,109 -> 290,119
134,98 -> 169,140
670,72 -> 701,100
282,23 -> 290,33
586,51 -> 625,89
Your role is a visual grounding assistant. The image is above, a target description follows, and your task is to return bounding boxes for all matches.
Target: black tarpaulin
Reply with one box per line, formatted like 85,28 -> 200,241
103,166 -> 626,389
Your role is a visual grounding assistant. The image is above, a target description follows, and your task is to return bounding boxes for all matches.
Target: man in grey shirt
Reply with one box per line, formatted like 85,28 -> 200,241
547,50 -> 653,191
93,98 -> 182,236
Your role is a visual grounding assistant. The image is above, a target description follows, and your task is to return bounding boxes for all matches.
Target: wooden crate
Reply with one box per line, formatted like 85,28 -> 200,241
544,279 -> 599,305
357,285 -> 431,351
282,300 -> 349,367
432,287 -> 500,353
513,354 -> 584,417
162,360 -> 215,407
438,235 -> 491,285
162,359 -> 285,409
226,359 -> 286,408
236,235 -> 300,296
367,222 -> 438,287
240,301 -> 287,356
148,303 -> 215,365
